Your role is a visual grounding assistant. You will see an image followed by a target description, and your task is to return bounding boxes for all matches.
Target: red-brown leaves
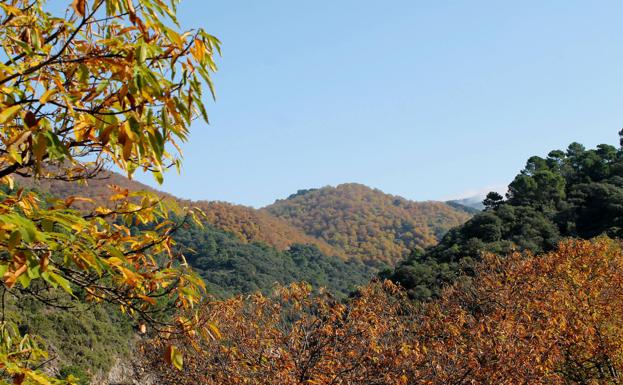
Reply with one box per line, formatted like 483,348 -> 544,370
146,281 -> 415,385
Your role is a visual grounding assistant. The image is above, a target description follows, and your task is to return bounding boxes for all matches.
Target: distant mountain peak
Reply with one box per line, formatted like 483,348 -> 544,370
447,195 -> 486,211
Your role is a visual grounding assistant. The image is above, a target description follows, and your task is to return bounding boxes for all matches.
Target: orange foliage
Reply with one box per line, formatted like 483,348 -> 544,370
265,183 -> 472,265
16,173 -> 342,257
146,238 -> 623,384
416,238 -> 623,384
144,281 -> 414,385
194,201 -> 342,257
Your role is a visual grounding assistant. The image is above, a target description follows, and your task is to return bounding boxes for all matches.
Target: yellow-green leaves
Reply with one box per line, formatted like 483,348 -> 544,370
0,0 -> 220,182
39,89 -> 56,104
165,345 -> 184,370
136,42 -> 148,64
0,105 -> 21,124
0,322 -> 60,385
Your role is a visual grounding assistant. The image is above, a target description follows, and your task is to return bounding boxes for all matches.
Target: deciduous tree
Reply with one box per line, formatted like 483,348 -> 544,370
0,0 -> 220,382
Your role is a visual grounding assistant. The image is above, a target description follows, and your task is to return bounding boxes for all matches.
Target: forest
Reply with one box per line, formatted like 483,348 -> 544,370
0,1 -> 622,384
171,221 -> 372,298
385,141 -> 623,300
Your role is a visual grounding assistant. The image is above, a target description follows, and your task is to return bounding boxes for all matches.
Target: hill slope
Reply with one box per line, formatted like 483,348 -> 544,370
173,222 -> 371,298
263,183 -> 472,266
15,173 -> 340,256
16,175 -> 370,296
19,174 -> 473,267
191,201 -> 341,257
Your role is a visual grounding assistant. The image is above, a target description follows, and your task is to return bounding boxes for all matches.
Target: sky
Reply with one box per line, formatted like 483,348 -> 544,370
133,0 -> 623,207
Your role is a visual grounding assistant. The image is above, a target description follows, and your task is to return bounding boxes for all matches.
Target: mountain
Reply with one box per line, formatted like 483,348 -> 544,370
263,183 -> 473,267
19,175 -> 473,267
15,173 -> 372,295
190,201 -> 341,257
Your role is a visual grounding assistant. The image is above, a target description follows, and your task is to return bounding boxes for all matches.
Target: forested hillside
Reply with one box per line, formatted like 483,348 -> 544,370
387,141 -> 623,300
264,183 -> 472,266
20,175 -> 472,267
190,201 -> 341,257
173,222 -> 371,298
15,176 -> 369,299
16,173 -> 341,257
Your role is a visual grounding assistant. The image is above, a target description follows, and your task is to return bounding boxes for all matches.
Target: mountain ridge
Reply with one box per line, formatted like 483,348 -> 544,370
17,174 -> 473,266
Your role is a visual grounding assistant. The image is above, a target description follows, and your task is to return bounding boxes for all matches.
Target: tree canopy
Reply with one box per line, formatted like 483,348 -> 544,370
386,138 -> 623,300
146,238 -> 623,385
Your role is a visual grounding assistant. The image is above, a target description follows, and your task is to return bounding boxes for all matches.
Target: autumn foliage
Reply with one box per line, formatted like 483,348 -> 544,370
265,183 -> 472,266
0,0 -> 220,382
193,201 -> 342,258
145,281 -> 414,385
147,238 -> 623,384
16,172 -> 346,258
417,238 -> 623,384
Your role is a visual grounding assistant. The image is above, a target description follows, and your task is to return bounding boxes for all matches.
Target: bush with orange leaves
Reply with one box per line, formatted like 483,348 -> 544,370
416,237 -> 623,384
144,280 -> 416,385
147,238 -> 623,384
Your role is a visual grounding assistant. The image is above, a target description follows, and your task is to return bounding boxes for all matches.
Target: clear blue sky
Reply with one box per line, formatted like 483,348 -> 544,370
134,0 -> 623,207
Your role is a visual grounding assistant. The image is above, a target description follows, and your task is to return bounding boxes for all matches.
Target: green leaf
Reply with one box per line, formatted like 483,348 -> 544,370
42,130 -> 68,160
0,264 -> 8,278
136,42 -> 147,64
48,271 -> 73,295
153,171 -> 164,185
17,272 -> 31,288
0,214 -> 38,243
78,64 -> 89,84
106,245 -> 127,261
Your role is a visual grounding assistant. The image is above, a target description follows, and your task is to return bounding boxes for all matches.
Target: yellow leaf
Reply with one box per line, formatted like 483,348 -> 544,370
164,345 -> 184,370
206,322 -> 222,339
39,89 -> 56,104
106,257 -> 124,267
2,176 -> 14,189
0,105 -> 21,124
26,371 -> 53,385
